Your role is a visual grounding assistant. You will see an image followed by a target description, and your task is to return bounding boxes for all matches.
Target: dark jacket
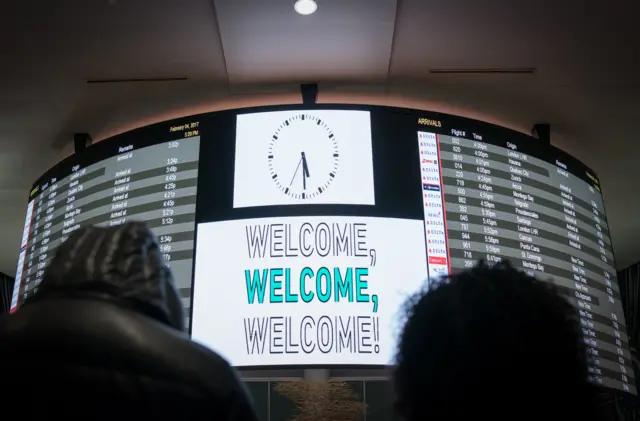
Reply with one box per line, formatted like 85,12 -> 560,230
0,222 -> 258,420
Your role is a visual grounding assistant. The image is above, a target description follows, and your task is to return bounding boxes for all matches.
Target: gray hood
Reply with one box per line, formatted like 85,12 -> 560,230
36,222 -> 184,331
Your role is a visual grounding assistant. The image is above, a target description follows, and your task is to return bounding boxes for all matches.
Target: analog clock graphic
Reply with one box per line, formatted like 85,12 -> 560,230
268,113 -> 339,200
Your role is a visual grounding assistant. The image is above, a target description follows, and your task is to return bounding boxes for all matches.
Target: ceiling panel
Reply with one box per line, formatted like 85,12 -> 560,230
0,0 -> 228,82
214,0 -> 397,83
390,0 -> 638,84
390,0 -> 543,77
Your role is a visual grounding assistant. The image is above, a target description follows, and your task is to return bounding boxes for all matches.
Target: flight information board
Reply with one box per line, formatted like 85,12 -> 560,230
9,105 -> 634,396
10,128 -> 200,321
417,129 -> 635,394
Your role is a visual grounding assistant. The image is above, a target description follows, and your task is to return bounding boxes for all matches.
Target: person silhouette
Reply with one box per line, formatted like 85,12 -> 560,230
394,261 -> 600,421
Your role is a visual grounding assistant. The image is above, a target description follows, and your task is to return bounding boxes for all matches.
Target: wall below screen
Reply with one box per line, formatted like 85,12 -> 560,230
245,379 -> 397,421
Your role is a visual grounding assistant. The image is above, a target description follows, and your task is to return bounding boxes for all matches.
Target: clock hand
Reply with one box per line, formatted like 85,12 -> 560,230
301,152 -> 310,178
288,156 -> 303,187
301,152 -> 310,191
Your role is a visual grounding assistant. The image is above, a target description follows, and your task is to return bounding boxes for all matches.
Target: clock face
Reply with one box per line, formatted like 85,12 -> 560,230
268,113 -> 339,200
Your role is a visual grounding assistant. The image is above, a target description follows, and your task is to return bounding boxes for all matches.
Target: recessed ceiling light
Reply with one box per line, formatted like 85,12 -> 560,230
294,0 -> 317,15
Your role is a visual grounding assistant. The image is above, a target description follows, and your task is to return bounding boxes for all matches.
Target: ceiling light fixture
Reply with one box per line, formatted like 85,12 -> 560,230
294,0 -> 317,15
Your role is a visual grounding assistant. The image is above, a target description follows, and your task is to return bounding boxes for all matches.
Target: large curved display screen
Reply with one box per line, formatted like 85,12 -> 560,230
11,105 -> 635,395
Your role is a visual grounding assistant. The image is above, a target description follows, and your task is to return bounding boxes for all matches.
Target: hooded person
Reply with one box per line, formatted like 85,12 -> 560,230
30,222 -> 186,331
0,222 -> 258,420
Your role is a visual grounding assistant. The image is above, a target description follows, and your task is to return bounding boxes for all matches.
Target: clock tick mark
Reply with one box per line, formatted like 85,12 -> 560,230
272,174 -> 278,179
268,155 -> 273,159
329,173 -> 335,178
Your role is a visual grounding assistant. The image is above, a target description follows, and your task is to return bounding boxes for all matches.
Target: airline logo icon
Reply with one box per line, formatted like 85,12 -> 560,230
420,166 -> 439,173
427,228 -> 446,236
422,175 -> 439,183
428,247 -> 447,255
423,201 -> 442,209
419,132 -> 437,142
429,257 -> 448,266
